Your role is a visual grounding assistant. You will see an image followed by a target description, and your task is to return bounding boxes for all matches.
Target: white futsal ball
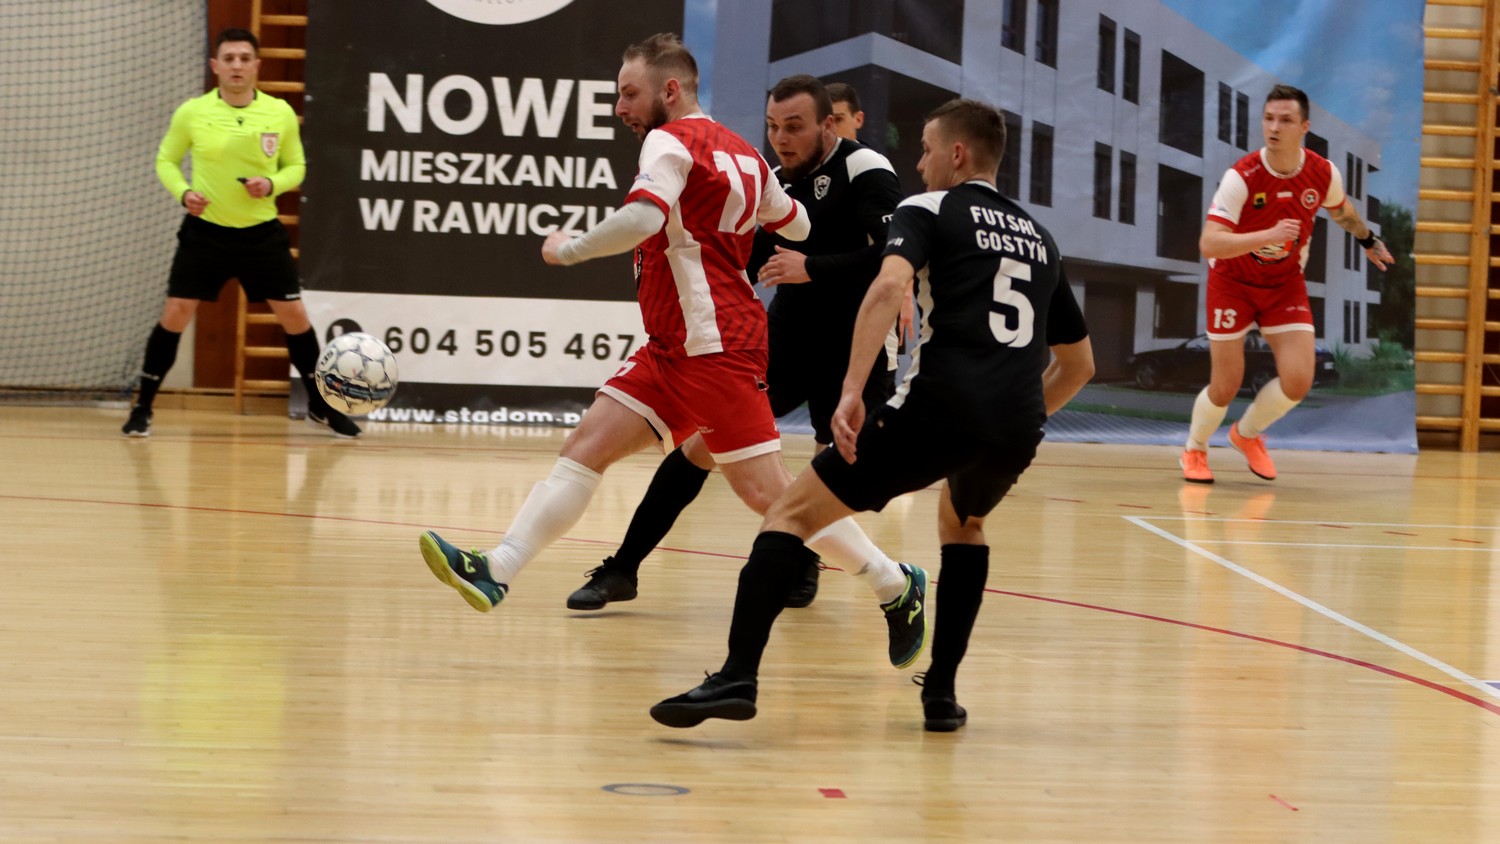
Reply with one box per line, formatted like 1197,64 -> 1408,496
314,332 -> 398,416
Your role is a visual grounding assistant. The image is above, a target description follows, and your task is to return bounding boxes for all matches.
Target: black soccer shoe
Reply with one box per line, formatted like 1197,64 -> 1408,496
650,672 -> 758,728
566,560 -> 639,610
784,554 -> 821,609
121,406 -> 152,438
914,673 -> 967,732
308,406 -> 362,439
881,564 -> 929,668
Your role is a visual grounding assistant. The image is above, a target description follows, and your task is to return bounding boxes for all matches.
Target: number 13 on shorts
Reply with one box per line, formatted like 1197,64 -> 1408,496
1212,308 -> 1238,330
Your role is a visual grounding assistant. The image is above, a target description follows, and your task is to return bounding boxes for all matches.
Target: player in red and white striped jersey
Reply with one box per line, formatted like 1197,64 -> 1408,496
418,35 -> 922,649
1181,85 -> 1394,484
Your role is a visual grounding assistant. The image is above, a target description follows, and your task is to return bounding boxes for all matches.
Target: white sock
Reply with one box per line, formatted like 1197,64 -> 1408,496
806,517 -> 907,603
1186,387 -> 1229,452
485,457 -> 602,586
1237,378 -> 1299,438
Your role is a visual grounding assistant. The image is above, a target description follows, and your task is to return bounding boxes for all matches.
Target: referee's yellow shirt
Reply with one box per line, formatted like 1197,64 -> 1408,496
155,89 -> 306,229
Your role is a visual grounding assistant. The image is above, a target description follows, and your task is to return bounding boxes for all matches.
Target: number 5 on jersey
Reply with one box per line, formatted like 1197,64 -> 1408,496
990,257 -> 1036,348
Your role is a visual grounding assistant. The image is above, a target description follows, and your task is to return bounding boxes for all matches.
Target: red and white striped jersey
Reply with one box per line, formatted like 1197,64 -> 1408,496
1205,148 -> 1346,286
625,114 -> 805,356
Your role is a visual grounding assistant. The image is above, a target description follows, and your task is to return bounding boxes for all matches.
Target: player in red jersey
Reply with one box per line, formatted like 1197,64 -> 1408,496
1181,85 -> 1394,484
416,35 -> 924,658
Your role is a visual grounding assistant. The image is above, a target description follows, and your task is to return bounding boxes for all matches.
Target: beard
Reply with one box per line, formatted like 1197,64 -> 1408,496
779,136 -> 826,182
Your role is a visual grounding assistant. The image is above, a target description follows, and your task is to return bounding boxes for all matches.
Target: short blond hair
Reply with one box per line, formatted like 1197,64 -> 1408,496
622,33 -> 699,96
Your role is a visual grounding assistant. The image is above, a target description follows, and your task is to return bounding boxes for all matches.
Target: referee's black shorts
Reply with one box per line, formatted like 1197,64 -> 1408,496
810,393 -> 1044,523
166,215 -> 301,303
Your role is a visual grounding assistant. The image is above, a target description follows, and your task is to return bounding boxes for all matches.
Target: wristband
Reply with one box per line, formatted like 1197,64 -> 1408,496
1357,232 -> 1377,250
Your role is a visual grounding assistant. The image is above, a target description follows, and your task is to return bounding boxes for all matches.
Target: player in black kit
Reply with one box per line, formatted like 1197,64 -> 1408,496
567,76 -> 902,612
650,99 -> 1095,733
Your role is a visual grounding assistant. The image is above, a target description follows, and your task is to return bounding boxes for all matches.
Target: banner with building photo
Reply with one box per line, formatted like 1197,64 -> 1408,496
707,0 -> 1422,454
299,0 -> 681,425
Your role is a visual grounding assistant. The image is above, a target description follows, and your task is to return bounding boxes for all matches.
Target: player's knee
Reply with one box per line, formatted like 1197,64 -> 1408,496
1279,377 -> 1311,402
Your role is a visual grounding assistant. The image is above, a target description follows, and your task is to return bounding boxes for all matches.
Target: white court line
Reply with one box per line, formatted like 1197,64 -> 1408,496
1186,540 -> 1494,552
1126,516 -> 1500,702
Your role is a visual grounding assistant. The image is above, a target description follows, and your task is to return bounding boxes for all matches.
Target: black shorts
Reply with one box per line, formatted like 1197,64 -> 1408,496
810,397 -> 1043,522
166,215 -> 300,303
767,321 -> 895,445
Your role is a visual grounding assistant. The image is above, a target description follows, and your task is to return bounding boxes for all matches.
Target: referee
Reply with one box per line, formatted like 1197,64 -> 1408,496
122,27 -> 359,438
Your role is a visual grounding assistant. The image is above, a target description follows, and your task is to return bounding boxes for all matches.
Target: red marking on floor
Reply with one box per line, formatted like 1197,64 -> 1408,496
1384,531 -> 1417,537
819,788 -> 846,799
1117,503 -> 1153,510
1450,538 -> 1483,545
1269,794 -> 1299,812
1317,523 -> 1351,529
1048,497 -> 1084,503
983,586 -> 1500,718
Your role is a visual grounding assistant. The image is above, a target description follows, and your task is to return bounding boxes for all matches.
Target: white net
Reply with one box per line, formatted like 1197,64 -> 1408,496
0,1 -> 205,399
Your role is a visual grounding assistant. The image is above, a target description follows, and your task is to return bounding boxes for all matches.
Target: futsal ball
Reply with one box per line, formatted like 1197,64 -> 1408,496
314,332 -> 398,416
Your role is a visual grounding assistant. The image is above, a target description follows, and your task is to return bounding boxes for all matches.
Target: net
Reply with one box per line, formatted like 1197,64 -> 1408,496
0,1 -> 205,401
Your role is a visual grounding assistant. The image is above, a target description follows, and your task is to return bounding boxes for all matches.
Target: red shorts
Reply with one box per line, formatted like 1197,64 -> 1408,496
1205,268 -> 1314,340
598,344 -> 781,463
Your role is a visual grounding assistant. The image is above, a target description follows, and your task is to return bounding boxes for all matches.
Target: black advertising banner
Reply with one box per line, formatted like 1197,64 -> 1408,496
301,0 -> 681,426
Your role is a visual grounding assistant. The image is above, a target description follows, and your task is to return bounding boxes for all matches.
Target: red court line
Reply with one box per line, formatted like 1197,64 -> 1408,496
984,586 -> 1500,718
6,490 -> 1498,717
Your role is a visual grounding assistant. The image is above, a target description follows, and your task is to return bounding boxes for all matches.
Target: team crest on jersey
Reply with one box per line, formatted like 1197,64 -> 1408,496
1252,192 -> 1267,209
1301,188 -> 1320,209
814,175 -> 831,200
260,132 -> 279,157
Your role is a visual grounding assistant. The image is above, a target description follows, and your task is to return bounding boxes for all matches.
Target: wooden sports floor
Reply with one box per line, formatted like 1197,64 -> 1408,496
2,404 -> 1497,843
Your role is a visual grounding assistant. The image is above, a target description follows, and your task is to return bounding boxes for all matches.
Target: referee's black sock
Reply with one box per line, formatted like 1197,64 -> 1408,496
719,531 -> 807,683
922,544 -> 990,694
284,328 -> 330,414
134,323 -> 181,411
608,447 -> 711,576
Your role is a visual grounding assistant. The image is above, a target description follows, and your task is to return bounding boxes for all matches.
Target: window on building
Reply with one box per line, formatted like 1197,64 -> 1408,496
1306,216 -> 1328,283
1346,153 -> 1358,198
1123,30 -> 1140,103
1030,122 -> 1054,206
1159,51 -> 1204,157
1093,143 -> 1113,219
1036,0 -> 1059,67
1157,164 -> 1202,261
1155,281 -> 1199,339
1309,295 -> 1326,336
1306,131 -> 1329,159
1235,92 -> 1249,149
1002,0 -> 1027,54
998,111 -> 1023,199
1217,83 -> 1232,143
1343,300 -> 1362,344
1119,151 -> 1137,224
1354,155 -> 1364,199
1098,16 -> 1116,93
770,0 -> 964,63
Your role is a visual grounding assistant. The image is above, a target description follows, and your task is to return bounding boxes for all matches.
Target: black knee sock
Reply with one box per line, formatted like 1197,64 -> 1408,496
720,531 -> 809,682
285,328 -> 331,414
610,448 -> 711,575
134,323 -> 182,411
923,544 -> 990,694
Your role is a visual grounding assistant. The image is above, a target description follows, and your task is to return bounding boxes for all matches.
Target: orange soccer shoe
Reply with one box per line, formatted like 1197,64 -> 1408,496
1180,449 -> 1214,484
1228,422 -> 1277,481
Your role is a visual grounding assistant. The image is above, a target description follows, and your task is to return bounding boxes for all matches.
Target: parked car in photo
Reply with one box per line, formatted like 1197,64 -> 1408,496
1127,332 -> 1339,393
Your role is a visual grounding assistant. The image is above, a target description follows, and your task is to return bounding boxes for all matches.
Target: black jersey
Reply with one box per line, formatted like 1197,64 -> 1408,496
750,138 -> 903,336
883,180 -> 1087,433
